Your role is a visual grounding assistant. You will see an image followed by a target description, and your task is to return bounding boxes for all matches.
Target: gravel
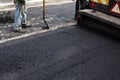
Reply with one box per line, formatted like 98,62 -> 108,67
0,1 -> 76,42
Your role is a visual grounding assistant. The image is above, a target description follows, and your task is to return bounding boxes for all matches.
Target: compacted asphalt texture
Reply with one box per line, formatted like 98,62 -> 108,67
0,0 -> 120,80
0,25 -> 120,80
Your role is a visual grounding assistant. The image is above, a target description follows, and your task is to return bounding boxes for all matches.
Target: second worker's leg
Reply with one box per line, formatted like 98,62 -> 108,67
14,1 -> 22,30
21,1 -> 31,28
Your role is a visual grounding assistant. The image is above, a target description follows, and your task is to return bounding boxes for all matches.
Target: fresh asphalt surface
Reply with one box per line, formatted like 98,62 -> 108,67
0,25 -> 120,80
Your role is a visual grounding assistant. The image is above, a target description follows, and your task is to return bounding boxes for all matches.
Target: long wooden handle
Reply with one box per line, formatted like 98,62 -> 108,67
43,0 -> 45,20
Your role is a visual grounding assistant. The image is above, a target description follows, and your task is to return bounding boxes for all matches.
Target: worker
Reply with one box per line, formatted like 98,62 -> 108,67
14,0 -> 31,33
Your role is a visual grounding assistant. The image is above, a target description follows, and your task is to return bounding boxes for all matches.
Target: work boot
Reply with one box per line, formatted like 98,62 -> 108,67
22,22 -> 31,28
14,29 -> 26,33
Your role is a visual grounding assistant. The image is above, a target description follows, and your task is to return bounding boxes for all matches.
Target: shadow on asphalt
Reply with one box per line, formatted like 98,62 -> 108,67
76,24 -> 120,43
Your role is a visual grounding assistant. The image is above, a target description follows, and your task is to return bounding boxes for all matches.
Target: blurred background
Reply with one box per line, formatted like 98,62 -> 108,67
0,0 -> 71,3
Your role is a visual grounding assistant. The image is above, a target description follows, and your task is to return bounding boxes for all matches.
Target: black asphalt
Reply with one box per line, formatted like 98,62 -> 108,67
0,25 -> 120,80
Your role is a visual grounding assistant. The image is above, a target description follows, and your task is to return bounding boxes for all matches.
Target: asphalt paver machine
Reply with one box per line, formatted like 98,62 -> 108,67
76,0 -> 120,34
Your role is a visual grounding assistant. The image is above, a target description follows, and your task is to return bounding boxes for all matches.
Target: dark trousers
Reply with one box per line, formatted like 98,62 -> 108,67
75,0 -> 89,18
75,0 -> 80,18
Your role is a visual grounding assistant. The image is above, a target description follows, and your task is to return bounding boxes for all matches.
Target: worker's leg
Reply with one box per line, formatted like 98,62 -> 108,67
75,0 -> 81,19
21,0 -> 31,28
14,0 -> 22,30
21,0 -> 27,24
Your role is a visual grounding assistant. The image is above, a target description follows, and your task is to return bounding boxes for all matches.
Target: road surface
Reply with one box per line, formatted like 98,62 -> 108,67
0,25 -> 120,80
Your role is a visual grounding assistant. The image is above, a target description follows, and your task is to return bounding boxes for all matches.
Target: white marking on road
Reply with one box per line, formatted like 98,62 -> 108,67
0,22 -> 76,44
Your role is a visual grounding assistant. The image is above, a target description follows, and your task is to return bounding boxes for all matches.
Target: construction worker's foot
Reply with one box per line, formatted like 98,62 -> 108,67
22,22 -> 31,28
14,29 -> 26,33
